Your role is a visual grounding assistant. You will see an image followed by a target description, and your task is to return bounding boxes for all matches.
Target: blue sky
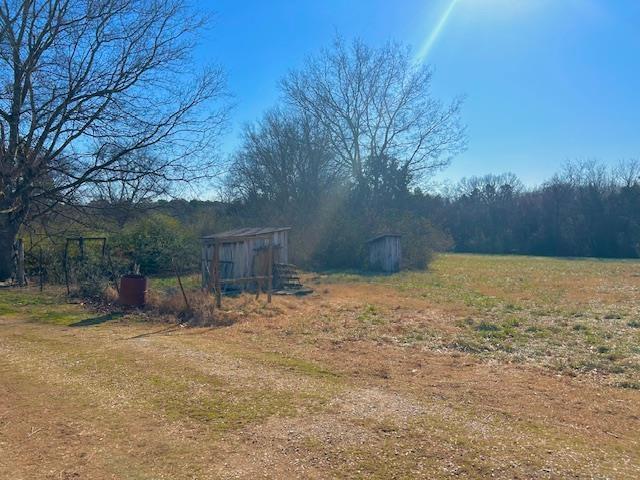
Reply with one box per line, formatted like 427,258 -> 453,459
198,0 -> 640,186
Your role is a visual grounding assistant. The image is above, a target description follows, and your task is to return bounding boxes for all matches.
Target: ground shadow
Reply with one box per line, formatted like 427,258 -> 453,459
70,312 -> 124,327
121,318 -> 239,341
123,324 -> 183,340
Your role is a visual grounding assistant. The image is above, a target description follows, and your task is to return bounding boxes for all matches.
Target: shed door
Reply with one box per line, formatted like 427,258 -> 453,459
252,246 -> 269,277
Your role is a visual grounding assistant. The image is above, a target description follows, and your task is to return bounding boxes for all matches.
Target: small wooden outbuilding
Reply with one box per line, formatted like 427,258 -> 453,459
201,227 -> 290,288
367,234 -> 401,273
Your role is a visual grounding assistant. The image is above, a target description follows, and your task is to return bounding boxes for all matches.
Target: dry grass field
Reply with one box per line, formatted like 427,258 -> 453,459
1,254 -> 639,479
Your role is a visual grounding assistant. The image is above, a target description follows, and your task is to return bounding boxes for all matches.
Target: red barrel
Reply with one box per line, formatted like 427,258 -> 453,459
119,274 -> 147,307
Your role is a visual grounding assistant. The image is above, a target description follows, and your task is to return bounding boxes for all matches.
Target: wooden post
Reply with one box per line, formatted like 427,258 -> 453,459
207,245 -> 215,292
214,242 -> 221,308
201,243 -> 207,290
267,239 -> 273,303
172,258 -> 191,313
106,247 -> 120,294
39,247 -> 44,292
249,251 -> 264,300
63,239 -> 70,295
16,239 -> 25,286
78,236 -> 85,261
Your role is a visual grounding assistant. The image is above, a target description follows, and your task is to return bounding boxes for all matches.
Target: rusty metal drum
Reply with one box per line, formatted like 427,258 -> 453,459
119,274 -> 147,307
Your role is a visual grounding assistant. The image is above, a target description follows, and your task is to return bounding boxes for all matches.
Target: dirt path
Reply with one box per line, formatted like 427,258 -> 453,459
1,294 -> 639,478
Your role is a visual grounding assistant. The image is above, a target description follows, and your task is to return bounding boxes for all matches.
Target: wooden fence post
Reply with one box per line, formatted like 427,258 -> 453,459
16,239 -> 25,286
172,258 -> 191,313
267,240 -> 273,303
214,242 -> 221,308
39,247 -> 44,292
207,244 -> 214,292
63,239 -> 70,295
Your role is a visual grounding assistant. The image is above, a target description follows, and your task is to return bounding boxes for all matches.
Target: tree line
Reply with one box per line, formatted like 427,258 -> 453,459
441,160 -> 640,258
102,157 -> 640,275
224,153 -> 640,267
21,156 -> 639,283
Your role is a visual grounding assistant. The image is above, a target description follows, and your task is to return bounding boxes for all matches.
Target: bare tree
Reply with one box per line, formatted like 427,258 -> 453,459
0,0 -> 229,279
228,108 -> 340,207
614,159 -> 640,188
281,37 -> 466,190
455,173 -> 524,201
561,159 -> 611,192
87,149 -> 172,228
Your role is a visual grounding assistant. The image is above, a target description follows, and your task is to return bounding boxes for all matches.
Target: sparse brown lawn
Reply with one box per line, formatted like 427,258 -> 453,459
1,254 -> 639,479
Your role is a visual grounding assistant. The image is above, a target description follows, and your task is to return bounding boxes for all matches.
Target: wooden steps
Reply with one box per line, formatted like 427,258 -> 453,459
273,263 -> 304,291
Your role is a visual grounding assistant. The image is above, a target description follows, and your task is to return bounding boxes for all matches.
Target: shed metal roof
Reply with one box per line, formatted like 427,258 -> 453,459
366,233 -> 401,243
202,227 -> 291,242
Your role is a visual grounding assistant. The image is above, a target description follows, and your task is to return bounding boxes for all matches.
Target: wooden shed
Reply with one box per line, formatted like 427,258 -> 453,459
201,227 -> 290,288
367,234 -> 401,273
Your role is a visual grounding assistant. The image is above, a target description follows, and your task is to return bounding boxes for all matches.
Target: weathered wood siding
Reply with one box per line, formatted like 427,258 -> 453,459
368,236 -> 401,273
201,230 -> 289,286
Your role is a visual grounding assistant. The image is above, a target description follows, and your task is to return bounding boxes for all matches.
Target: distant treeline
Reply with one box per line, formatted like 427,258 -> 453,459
152,159 -> 640,265
220,158 -> 640,264
439,160 -> 640,258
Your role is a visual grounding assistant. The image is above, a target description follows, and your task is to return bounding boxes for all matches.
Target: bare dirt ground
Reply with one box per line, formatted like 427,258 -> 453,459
1,254 -> 639,479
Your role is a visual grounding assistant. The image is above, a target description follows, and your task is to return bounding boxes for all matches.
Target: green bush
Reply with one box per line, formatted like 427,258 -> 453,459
306,208 -> 368,270
112,214 -> 199,275
289,200 -> 452,272
74,259 -> 110,298
384,213 -> 453,270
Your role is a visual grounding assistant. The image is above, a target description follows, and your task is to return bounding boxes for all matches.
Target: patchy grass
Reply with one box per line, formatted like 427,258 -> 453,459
148,273 -> 200,293
1,254 -> 640,479
0,288 -> 104,325
150,373 -> 297,431
242,350 -> 341,380
314,254 -> 640,386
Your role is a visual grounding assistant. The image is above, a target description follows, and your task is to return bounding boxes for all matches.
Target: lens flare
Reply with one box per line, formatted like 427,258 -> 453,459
416,0 -> 460,62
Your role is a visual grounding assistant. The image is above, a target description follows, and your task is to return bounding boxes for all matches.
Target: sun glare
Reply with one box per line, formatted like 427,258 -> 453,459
416,0 -> 460,62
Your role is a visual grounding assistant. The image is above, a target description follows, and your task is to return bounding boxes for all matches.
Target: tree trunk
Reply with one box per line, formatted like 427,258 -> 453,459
0,213 -> 21,281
